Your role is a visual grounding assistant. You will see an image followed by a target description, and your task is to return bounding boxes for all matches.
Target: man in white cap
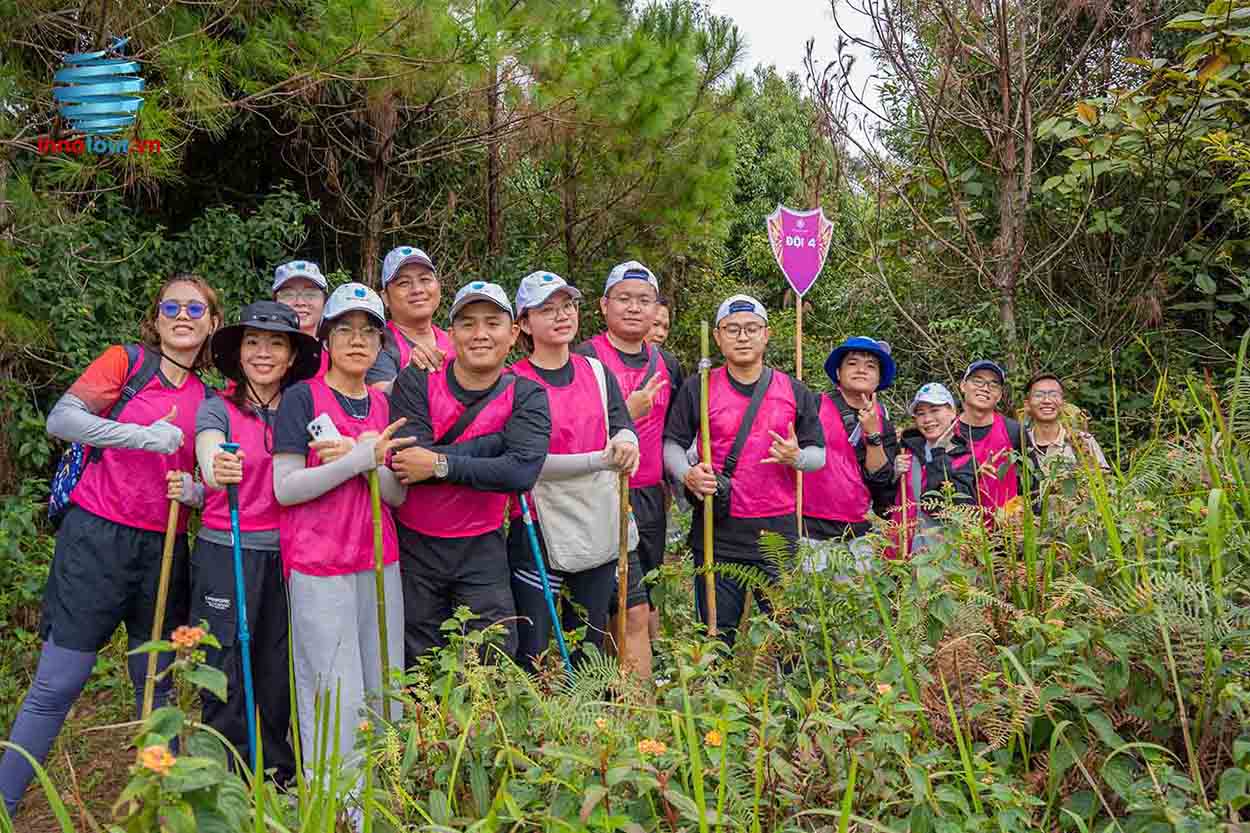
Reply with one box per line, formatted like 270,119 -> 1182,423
576,261 -> 683,653
663,294 -> 825,645
367,245 -> 454,387
272,260 -> 331,376
389,281 -> 551,663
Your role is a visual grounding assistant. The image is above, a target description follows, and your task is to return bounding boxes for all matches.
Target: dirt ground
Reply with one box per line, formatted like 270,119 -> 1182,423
10,688 -> 138,833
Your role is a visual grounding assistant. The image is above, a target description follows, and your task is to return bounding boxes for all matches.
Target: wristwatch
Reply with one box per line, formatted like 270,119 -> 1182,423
433,454 -> 449,479
865,432 -> 884,447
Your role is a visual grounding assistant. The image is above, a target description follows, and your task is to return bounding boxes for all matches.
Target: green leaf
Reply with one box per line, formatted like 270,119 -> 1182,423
1042,175 -> 1064,192
163,757 -> 226,793
142,706 -> 185,745
580,784 -> 608,823
183,665 -> 228,702
159,800 -> 197,833
1218,767 -> 1249,804
429,789 -> 451,825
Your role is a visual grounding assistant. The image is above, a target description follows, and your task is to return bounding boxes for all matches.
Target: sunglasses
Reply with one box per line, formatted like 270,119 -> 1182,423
159,300 -> 209,319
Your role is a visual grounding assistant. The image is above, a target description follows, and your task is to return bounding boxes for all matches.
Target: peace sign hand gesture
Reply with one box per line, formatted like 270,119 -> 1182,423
359,417 -> 417,468
857,392 -> 881,435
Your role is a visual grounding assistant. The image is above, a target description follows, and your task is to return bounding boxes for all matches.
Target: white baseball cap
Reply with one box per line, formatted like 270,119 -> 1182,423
381,245 -> 436,288
319,282 -> 386,337
449,280 -> 513,322
603,261 -> 659,297
272,260 -> 328,293
909,382 -> 957,414
715,294 -> 768,325
514,271 -> 582,314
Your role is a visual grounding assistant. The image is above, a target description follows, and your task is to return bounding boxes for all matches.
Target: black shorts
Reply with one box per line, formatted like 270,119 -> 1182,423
41,504 -> 190,653
631,484 -> 667,603
507,515 -> 647,613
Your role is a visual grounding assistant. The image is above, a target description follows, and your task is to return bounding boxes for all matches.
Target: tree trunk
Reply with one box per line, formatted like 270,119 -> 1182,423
486,62 -> 502,259
361,92 -> 398,287
561,138 -> 578,274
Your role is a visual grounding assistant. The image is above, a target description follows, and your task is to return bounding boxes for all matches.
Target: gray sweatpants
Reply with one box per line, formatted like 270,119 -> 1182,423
288,564 -> 403,773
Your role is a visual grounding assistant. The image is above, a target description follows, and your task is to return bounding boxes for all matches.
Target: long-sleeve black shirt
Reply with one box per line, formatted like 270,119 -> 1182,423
389,362 -> 551,494
664,367 -> 824,561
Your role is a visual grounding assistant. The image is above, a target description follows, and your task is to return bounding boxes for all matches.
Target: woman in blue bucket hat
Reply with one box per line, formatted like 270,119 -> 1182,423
802,336 -> 900,548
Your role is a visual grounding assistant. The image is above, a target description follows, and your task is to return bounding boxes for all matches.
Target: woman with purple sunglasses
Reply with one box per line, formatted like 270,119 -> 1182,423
0,275 -> 221,815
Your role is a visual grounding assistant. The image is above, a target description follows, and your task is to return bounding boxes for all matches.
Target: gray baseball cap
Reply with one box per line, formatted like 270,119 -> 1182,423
514,271 -> 582,314
449,280 -> 513,322
272,260 -> 328,293
603,261 -> 659,297
381,245 -> 436,288
909,382 -> 957,414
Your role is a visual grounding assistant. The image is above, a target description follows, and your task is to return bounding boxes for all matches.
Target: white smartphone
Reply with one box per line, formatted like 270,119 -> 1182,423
307,413 -> 343,443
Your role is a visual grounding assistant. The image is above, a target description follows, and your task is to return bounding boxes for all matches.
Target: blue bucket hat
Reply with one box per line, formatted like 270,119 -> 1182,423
825,336 -> 896,391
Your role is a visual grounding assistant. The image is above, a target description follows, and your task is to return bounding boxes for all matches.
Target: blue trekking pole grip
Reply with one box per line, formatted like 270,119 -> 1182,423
518,493 -> 573,675
219,442 -> 257,771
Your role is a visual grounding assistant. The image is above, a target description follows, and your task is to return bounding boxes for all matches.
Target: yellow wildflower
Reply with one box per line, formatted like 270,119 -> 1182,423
637,738 -> 668,756
704,730 -> 723,748
171,625 -> 206,651
139,745 -> 175,776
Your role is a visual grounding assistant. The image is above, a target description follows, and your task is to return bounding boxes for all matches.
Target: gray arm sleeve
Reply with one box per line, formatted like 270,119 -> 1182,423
196,429 -> 226,490
665,439 -> 694,483
47,393 -> 151,449
795,445 -> 826,472
378,467 -> 406,507
538,429 -> 638,481
272,440 -> 379,506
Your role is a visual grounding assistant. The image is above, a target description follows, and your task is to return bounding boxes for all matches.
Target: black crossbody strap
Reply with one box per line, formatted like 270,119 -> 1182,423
722,366 -> 773,480
87,344 -> 164,464
436,375 -> 515,446
638,344 -> 659,387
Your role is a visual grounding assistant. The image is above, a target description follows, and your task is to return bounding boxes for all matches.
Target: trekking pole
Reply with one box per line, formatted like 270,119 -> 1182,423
367,470 -> 392,718
141,497 -> 180,722
615,471 -> 630,666
220,442 -> 257,772
518,493 -> 572,675
699,321 -> 717,636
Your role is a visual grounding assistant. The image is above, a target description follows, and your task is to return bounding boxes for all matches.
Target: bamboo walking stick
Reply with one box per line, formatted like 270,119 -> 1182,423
899,458 -> 909,562
141,498 -> 180,722
368,470 -> 392,718
615,471 -> 630,665
699,321 -> 717,636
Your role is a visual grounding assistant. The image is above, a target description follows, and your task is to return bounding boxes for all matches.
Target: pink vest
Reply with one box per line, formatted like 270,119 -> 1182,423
278,379 -> 397,577
72,350 -> 206,534
702,368 -> 797,519
958,413 -> 1019,514
395,367 -> 516,537
802,394 -> 885,523
200,397 -> 278,533
388,322 -> 452,370
588,333 -> 669,489
509,355 -> 607,521
314,350 -> 330,379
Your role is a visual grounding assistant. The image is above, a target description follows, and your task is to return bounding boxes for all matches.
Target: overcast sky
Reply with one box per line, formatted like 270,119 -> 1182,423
704,0 -> 881,142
